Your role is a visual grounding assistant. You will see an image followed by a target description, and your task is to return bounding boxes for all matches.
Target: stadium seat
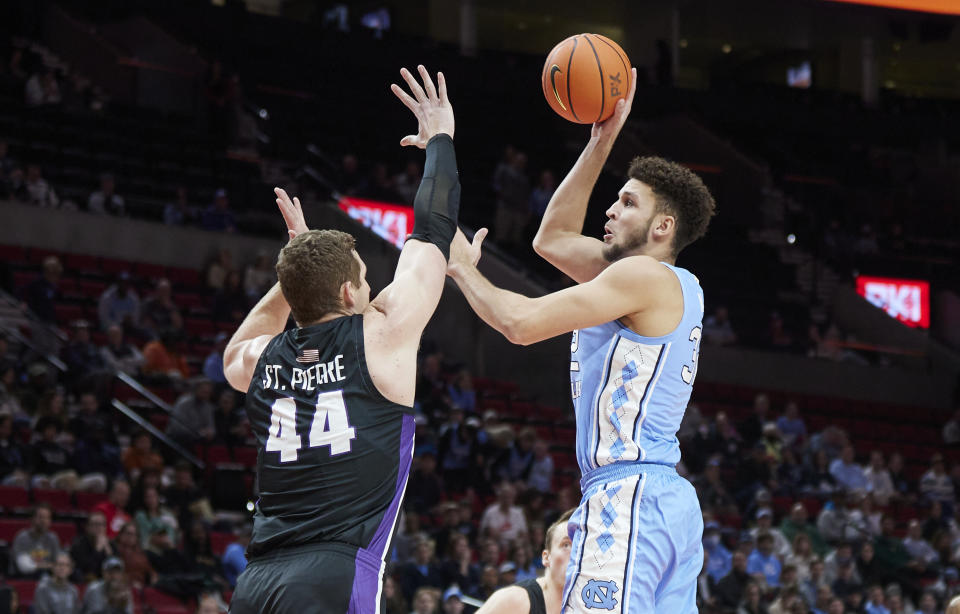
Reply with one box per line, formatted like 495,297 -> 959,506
32,489 -> 74,515
140,587 -> 189,611
75,492 -> 109,513
210,531 -> 233,557
0,244 -> 26,264
50,521 -> 77,545
0,486 -> 30,512
233,446 -> 258,468
0,518 -> 30,542
8,579 -> 37,608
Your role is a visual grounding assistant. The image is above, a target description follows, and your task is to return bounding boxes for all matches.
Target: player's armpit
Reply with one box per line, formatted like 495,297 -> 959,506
532,231 -> 609,283
223,334 -> 274,392
367,239 -> 447,344
475,586 -> 532,614
506,255 -> 672,346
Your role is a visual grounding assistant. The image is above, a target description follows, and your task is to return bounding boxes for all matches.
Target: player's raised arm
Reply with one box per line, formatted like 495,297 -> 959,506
367,65 -> 459,343
532,67 -> 637,284
222,187 -> 306,392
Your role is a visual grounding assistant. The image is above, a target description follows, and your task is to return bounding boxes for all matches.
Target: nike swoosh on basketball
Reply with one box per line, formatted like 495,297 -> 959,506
549,65 -> 567,111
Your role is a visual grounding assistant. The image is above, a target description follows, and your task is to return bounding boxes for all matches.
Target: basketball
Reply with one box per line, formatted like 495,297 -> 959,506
541,33 -> 632,124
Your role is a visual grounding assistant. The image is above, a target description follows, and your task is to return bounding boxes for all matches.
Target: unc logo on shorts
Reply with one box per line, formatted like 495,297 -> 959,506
581,579 -> 619,610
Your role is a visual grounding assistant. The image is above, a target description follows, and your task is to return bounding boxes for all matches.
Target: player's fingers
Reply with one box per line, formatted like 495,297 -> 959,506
474,227 -> 489,246
437,71 -> 448,103
627,67 -> 637,102
417,64 -> 437,101
399,135 -> 418,148
390,83 -> 420,115
400,67 -> 427,102
292,196 -> 302,210
274,186 -> 291,205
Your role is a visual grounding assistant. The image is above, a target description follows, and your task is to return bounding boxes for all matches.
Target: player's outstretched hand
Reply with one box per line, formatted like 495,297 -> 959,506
275,187 -> 309,240
592,67 -> 637,141
391,65 -> 454,148
447,227 -> 487,278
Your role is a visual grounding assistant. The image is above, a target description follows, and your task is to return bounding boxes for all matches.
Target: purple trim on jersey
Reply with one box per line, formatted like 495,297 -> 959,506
348,413 -> 415,613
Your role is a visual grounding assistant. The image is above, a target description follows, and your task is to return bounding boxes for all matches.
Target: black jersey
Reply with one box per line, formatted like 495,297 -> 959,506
517,578 -> 547,614
244,314 -> 414,559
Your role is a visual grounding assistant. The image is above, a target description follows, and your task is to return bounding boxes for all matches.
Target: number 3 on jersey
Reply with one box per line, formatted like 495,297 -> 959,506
266,390 -> 357,462
681,326 -> 702,385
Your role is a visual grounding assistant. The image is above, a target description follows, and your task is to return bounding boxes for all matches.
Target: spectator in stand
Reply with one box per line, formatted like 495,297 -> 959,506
411,587 -> 441,614
830,445 -> 868,492
164,462 -> 214,530
498,427 -> 535,483
740,394 -> 771,447
182,519 -> 224,590
101,324 -> 144,375
31,416 -> 79,491
400,536 -> 445,602
73,421 -> 122,493
81,556 -> 134,614
220,522 -> 250,588
830,558 -> 861,601
704,520 -> 733,582
12,503 -> 60,577
781,502 -> 829,557
864,450 -> 895,506
94,480 -> 132,538
480,482 -> 528,548
213,388 -> 247,448
141,278 -> 183,338
201,188 -> 236,233
166,378 -> 216,447
98,272 -> 140,331
492,147 -> 530,248
112,522 -> 156,588
717,550 -> 751,610
142,329 -> 190,380
134,486 -> 178,549
88,173 -> 125,216
212,270 -> 248,322
737,581 -> 765,614
203,332 -> 229,384
703,305 -> 738,347
886,452 -> 912,499
527,439 -> 554,493
206,248 -> 234,291
748,532 -> 783,588
697,456 -> 739,515
903,519 -> 939,572
775,401 -> 806,449
767,311 -> 794,351
943,407 -> 960,446
243,250 -> 275,300
786,533 -> 816,583
163,186 -> 195,227
25,66 -> 61,106
363,162 -> 400,201
920,453 -> 955,512
751,508 -> 792,560
21,163 -> 59,207
33,552 -> 79,613
23,255 -> 62,323
407,448 -> 444,514
393,160 -> 422,205
71,511 -> 115,581
62,319 -> 109,385
122,431 -> 164,482
338,154 -> 366,196
918,591 -> 939,614
528,169 -> 556,223
446,368 -> 475,413
856,542 -> 884,589
0,410 -> 29,487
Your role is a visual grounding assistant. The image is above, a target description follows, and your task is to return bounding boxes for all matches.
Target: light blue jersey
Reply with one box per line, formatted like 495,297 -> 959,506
562,262 -> 705,614
570,262 -> 704,473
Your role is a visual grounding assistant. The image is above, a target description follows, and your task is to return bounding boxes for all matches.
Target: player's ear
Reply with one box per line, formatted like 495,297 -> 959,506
653,214 -> 675,239
341,281 -> 355,309
542,549 -> 550,568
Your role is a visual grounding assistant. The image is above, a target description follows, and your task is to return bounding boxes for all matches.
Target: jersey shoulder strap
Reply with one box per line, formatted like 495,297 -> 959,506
517,578 -> 546,614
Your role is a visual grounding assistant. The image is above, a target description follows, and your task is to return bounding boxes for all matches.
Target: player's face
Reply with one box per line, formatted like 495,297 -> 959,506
602,179 -> 657,262
348,251 -> 371,313
543,529 -> 573,585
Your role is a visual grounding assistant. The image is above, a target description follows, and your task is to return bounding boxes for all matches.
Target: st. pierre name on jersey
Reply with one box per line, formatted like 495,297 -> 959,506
261,354 -> 347,391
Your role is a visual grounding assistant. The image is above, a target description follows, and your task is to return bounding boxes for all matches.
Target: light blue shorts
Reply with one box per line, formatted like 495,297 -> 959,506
561,463 -> 703,614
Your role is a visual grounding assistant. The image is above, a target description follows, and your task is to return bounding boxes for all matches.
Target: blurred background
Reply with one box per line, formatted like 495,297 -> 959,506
0,1 -> 958,613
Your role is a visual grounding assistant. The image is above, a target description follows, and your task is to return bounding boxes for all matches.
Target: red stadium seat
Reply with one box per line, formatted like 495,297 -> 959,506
64,253 -> 101,274
8,579 -> 37,608
0,518 -> 30,542
233,447 -> 258,468
135,262 -> 167,279
13,270 -> 36,289
0,244 -> 27,263
32,489 -> 73,515
100,257 -> 132,276
78,279 -> 107,297
205,445 -> 232,466
50,521 -> 77,545
0,485 -> 30,511
140,587 -> 189,610
27,248 -> 60,264
75,491 -> 109,513
166,267 -> 202,288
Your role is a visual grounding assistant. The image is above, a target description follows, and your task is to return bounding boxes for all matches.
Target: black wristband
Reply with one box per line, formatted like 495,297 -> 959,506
407,133 -> 460,260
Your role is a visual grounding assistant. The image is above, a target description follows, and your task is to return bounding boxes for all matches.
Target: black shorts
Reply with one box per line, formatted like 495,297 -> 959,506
230,542 -> 385,614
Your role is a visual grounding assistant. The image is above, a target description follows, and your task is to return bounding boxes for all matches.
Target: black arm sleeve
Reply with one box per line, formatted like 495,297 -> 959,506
406,133 -> 460,260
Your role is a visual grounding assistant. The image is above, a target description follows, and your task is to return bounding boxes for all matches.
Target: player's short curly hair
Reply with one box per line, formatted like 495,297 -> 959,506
628,156 -> 717,255
276,229 -> 360,325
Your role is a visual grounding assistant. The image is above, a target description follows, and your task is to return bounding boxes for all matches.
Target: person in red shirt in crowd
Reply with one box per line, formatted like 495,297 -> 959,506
93,480 -> 132,538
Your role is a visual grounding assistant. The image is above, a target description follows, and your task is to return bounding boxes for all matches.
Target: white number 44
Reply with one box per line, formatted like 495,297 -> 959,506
266,390 -> 357,462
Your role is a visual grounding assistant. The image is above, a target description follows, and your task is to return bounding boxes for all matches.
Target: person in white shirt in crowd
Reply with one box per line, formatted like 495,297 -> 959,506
830,445 -> 869,492
864,450 -> 895,506
22,164 -> 59,207
479,481 -> 528,548
87,173 -> 125,215
12,503 -> 60,577
98,272 -> 140,331
920,454 -> 955,511
100,324 -> 144,375
775,401 -> 807,448
903,519 -> 939,572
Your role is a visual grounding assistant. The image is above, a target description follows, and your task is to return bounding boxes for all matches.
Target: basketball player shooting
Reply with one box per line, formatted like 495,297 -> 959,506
223,65 -> 461,614
446,67 -> 717,613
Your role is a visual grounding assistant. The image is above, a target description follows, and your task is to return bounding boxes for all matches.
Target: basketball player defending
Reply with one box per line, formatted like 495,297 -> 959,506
225,65 -> 460,614
446,68 -> 716,613
476,510 -> 574,614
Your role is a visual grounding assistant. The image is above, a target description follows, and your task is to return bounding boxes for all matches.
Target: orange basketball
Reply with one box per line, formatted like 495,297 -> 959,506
541,34 -> 632,124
